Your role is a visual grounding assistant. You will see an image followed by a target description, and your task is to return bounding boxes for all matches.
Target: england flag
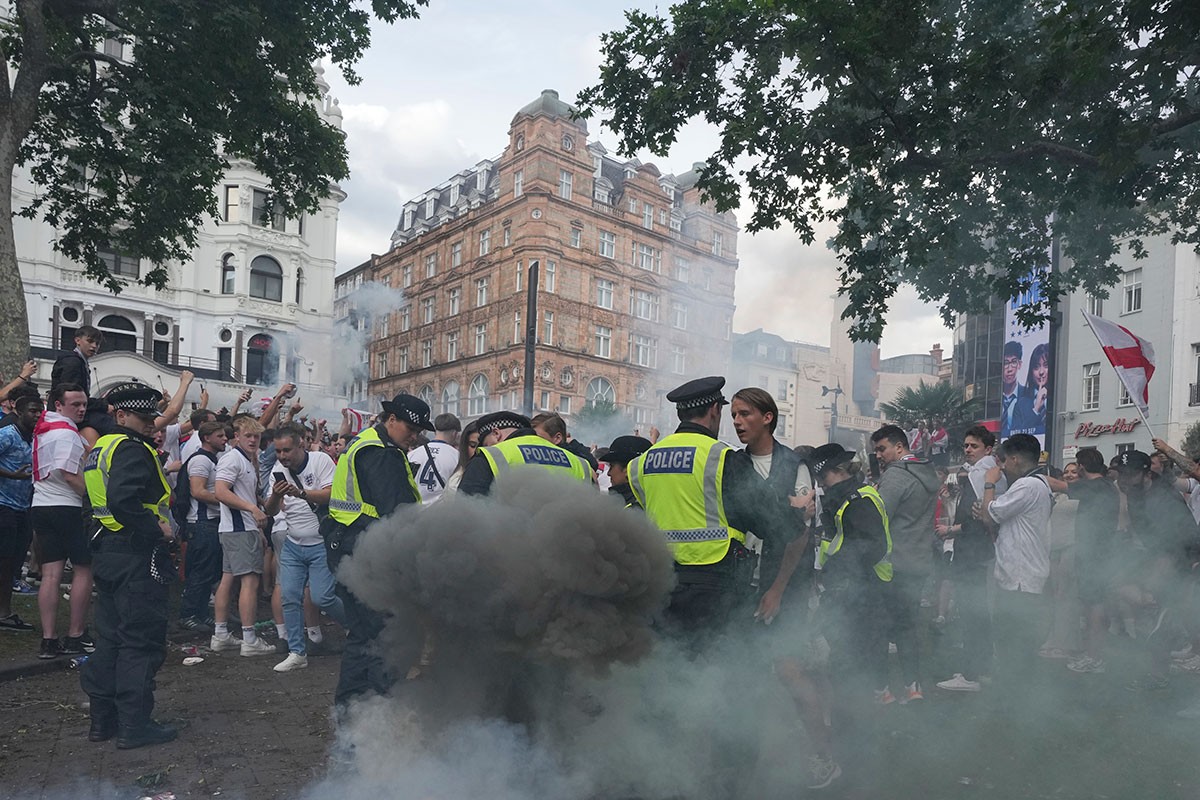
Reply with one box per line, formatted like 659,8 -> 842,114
1082,311 -> 1156,416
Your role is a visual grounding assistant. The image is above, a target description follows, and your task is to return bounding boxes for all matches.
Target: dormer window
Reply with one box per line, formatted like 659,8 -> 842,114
404,209 -> 413,228
476,169 -> 487,192
449,182 -> 460,206
425,196 -> 436,218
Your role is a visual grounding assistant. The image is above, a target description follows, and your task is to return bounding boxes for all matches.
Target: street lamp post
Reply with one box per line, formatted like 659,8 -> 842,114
522,260 -> 540,417
821,383 -> 845,444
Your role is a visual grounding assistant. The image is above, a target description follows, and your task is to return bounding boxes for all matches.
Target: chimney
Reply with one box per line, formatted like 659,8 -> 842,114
930,342 -> 943,366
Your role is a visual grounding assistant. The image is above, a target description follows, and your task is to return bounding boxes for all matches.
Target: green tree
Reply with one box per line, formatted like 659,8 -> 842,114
879,380 -> 980,430
1180,420 -> 1200,461
0,0 -> 429,376
578,0 -> 1200,341
572,399 -> 624,447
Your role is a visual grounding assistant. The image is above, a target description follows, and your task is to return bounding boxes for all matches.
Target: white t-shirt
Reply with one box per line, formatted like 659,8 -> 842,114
987,473 -> 1053,593
750,451 -> 773,480
180,432 -> 203,464
186,451 -> 219,524
271,451 -> 336,546
408,440 -> 460,504
216,447 -> 260,533
31,422 -> 86,508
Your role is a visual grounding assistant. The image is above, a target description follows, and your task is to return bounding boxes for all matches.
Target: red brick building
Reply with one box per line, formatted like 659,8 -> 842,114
347,89 -> 738,436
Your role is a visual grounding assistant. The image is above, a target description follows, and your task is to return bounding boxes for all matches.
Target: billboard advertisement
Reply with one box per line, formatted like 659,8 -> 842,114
1000,265 -> 1052,449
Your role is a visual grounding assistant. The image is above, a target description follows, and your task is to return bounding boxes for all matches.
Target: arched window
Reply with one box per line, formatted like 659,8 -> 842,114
441,381 -> 460,416
295,267 -> 304,305
245,332 -> 278,386
249,255 -> 283,301
468,374 -> 489,416
585,377 -> 616,408
221,253 -> 236,295
97,313 -> 137,353
419,384 -> 434,408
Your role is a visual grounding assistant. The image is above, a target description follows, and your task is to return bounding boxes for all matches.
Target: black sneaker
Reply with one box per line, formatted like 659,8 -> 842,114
0,613 -> 34,632
116,720 -> 178,750
39,637 -> 64,659
178,616 -> 214,634
62,632 -> 96,654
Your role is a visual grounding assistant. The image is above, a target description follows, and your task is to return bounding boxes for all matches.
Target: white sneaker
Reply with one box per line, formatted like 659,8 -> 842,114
1170,654 -> 1200,673
936,673 -> 982,692
806,754 -> 842,790
240,638 -> 276,657
273,653 -> 308,672
209,634 -> 239,652
1171,643 -> 1195,660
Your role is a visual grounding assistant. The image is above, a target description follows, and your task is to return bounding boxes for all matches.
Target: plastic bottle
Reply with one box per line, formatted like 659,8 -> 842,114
68,655 -> 89,669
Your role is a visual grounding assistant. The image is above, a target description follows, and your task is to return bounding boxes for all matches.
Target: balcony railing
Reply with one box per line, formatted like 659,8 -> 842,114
1190,383 -> 1200,407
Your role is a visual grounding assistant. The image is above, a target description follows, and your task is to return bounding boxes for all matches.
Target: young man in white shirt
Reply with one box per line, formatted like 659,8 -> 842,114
407,413 -> 461,504
263,425 -> 343,672
177,421 -> 227,633
978,433 -> 1053,690
211,416 -> 274,656
31,384 -> 91,659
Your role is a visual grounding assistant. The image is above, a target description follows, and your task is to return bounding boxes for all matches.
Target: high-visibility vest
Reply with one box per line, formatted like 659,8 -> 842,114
818,485 -> 894,582
84,433 -> 171,532
626,432 -> 745,566
480,434 -> 593,484
328,427 -> 421,525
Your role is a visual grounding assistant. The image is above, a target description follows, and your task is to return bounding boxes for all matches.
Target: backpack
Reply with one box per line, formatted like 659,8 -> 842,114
172,450 -> 219,530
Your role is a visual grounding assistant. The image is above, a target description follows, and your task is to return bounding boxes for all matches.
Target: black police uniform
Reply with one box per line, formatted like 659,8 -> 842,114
82,402 -> 176,747
458,411 -> 534,497
329,419 -> 423,708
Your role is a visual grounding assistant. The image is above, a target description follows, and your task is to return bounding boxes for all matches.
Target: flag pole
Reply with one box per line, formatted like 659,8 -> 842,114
1080,310 -> 1157,440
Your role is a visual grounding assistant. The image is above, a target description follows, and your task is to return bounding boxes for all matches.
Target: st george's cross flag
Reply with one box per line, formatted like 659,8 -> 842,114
1082,311 -> 1156,416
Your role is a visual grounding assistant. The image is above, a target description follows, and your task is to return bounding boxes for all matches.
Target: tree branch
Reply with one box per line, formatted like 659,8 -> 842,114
904,140 -> 1103,171
1153,107 -> 1200,137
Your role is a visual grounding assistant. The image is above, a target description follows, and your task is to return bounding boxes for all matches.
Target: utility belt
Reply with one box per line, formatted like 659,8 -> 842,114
675,541 -> 757,593
322,515 -> 369,570
90,525 -> 159,555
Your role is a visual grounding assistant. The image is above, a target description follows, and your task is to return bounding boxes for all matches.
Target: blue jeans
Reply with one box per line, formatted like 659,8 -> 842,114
279,538 -> 344,656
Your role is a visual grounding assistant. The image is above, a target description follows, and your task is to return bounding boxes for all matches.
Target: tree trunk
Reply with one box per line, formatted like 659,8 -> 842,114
0,158 -> 31,381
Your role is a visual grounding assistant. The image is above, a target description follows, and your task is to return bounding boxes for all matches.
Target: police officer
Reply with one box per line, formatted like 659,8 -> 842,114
459,411 -> 592,496
627,376 -> 761,640
600,435 -> 652,509
81,383 -> 177,749
809,442 -> 893,699
326,393 -> 432,709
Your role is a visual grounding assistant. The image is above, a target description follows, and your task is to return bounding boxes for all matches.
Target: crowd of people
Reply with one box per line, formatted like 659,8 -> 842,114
1,328 -> 1199,791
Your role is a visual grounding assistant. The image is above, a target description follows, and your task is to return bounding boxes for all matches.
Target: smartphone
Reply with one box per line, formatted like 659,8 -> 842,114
273,471 -> 287,484
868,453 -> 881,480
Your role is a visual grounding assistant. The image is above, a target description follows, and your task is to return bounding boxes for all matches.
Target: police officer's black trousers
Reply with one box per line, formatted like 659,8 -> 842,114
334,580 -> 394,708
81,540 -> 168,731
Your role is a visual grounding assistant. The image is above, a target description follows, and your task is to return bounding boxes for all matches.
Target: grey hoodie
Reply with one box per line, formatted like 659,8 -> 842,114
877,456 -> 940,576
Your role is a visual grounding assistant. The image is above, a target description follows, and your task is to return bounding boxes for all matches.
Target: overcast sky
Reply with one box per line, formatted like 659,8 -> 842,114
322,0 -> 953,359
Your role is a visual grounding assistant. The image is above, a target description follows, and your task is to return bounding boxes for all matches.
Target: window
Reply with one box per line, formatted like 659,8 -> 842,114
670,345 -> 686,375
421,296 -> 434,325
631,334 -> 657,367
222,186 -> 239,223
479,229 -> 491,256
251,189 -> 285,231
425,253 -> 437,279
220,254 -> 236,294
515,262 -> 522,293
449,182 -> 460,206
513,311 -> 522,344
596,279 -> 614,309
712,231 -> 724,257
636,243 -> 660,272
99,245 -> 139,278
594,186 -> 610,204
514,170 -> 523,198
630,289 -> 659,321
585,377 -> 616,407
675,257 -> 690,283
425,196 -> 436,218
218,348 -> 233,379
559,395 -> 572,415
671,300 -> 688,329
570,228 -> 581,248
468,374 -> 489,416
376,353 -> 387,379
544,260 -> 556,293
628,196 -> 638,213
97,314 -> 137,352
595,325 -> 612,358
398,346 -> 409,373
475,276 -> 489,306
474,323 -> 487,355
1117,384 -> 1133,407
598,230 -> 616,258
447,287 -> 462,316
778,414 -> 787,438
400,305 -> 411,331
669,214 -> 682,232
1083,363 -> 1101,411
777,378 -> 789,401
248,255 -> 283,301
540,390 -> 551,411
1087,294 -> 1103,317
441,381 -> 460,415
559,170 -> 573,200
643,202 -> 653,229
402,264 -> 412,288
447,331 -> 459,362
1116,442 -> 1136,455
419,385 -> 435,409
503,227 -> 511,247
378,314 -> 389,339
1122,269 -> 1142,313
543,312 -> 554,346
421,339 -> 433,368
245,332 -> 277,385
476,169 -> 487,192
451,242 -> 462,268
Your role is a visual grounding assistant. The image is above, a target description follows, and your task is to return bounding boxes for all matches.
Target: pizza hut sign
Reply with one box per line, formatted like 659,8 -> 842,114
1075,418 -> 1141,439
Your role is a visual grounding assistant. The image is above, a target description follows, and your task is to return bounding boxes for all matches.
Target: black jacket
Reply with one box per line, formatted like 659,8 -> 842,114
819,477 -> 890,588
106,425 -> 168,547
348,424 -> 420,523
51,350 -> 90,395
745,439 -> 811,593
609,480 -> 640,509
